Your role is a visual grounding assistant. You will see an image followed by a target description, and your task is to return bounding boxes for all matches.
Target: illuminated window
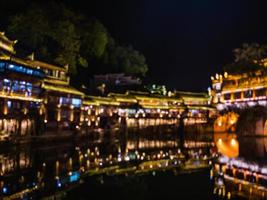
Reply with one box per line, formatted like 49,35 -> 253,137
244,90 -> 253,98
72,98 -> 81,107
7,101 -> 12,108
6,63 -> 44,77
214,83 -> 221,91
0,62 -> 5,71
59,97 -> 72,105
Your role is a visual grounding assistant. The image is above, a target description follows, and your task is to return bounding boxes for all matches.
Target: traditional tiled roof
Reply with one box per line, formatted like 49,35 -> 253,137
108,93 -> 138,103
0,93 -> 42,102
29,59 -> 67,72
42,82 -> 84,96
0,32 -> 16,54
84,95 -> 120,106
174,91 -> 210,100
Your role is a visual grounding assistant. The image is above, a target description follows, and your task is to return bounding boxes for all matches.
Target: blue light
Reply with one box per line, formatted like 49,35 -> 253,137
5,63 -> 44,78
69,171 -> 80,182
72,98 -> 81,107
7,101 -> 12,108
57,182 -> 62,188
2,187 -> 8,194
0,62 -> 5,69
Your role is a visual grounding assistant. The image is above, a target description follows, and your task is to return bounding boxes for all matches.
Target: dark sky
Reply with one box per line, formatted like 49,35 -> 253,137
2,0 -> 267,92
66,0 -> 267,92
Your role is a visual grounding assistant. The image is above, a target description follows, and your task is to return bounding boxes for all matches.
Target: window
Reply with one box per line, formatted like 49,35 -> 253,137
72,98 -> 81,107
224,93 -> 231,100
255,88 -> 266,97
7,63 -> 44,77
244,90 -> 253,98
7,101 -> 12,108
59,97 -> 72,105
0,62 -> 5,71
234,92 -> 241,100
60,71 -> 66,79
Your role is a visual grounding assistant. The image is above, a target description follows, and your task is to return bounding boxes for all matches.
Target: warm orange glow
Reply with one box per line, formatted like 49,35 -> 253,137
69,110 -> 74,122
57,109 -> 61,122
214,133 -> 239,158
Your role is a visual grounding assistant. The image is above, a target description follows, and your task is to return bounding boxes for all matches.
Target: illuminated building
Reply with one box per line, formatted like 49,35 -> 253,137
0,32 -> 44,138
0,32 -> 84,137
211,69 -> 267,110
82,90 -> 214,128
26,56 -> 84,132
0,31 -> 215,138
173,91 -> 215,125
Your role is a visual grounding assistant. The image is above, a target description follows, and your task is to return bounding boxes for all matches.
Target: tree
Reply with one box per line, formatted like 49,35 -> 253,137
224,43 -> 267,74
233,43 -> 267,63
79,18 -> 109,59
102,42 -> 148,76
8,2 -> 87,74
6,1 -> 149,79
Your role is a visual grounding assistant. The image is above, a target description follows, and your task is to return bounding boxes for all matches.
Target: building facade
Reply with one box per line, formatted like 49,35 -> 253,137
211,70 -> 267,110
0,32 -> 214,139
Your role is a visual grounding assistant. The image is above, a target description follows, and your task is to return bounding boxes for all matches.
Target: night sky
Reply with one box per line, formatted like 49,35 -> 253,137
2,0 -> 267,92
67,0 -> 267,92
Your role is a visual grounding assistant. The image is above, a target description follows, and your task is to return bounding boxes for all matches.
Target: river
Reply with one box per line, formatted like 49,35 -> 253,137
1,127 -> 263,199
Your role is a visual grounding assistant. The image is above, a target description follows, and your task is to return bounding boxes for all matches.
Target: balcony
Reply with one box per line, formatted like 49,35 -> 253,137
0,88 -> 42,102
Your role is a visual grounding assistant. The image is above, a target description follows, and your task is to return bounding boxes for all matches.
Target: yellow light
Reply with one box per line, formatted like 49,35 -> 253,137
3,104 -> 8,115
69,110 -> 74,122
23,108 -> 27,115
218,138 -> 222,145
230,138 -> 236,146
57,109 -> 61,122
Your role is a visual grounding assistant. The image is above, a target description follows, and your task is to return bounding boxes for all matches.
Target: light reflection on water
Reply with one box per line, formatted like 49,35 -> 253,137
214,133 -> 267,199
0,128 -> 214,199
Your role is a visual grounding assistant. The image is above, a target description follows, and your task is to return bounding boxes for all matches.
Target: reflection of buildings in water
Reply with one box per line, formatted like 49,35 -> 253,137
126,118 -> 178,128
214,133 -> 239,158
0,151 -> 32,175
0,135 -> 213,198
126,139 -> 178,150
238,137 -> 267,160
215,133 -> 267,161
0,119 -> 34,137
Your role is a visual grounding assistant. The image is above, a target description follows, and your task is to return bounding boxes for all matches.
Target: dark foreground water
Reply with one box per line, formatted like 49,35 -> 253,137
67,169 -> 213,200
1,127 -> 262,200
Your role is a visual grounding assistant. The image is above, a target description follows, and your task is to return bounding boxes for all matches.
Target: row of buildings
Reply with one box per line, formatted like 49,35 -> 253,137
210,58 -> 267,133
211,70 -> 267,110
0,32 -> 215,139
